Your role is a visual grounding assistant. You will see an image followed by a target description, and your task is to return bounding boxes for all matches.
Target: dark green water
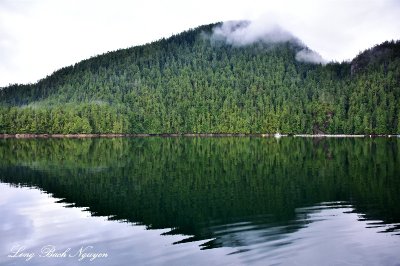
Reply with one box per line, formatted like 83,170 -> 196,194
0,137 -> 399,265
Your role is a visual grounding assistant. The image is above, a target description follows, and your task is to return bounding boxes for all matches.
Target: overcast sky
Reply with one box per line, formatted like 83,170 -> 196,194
1,0 -> 399,87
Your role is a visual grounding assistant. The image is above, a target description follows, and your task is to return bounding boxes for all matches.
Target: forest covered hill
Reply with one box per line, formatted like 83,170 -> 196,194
1,22 -> 399,134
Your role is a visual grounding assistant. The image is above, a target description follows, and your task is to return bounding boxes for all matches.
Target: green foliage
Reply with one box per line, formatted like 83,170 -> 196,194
1,23 -> 399,134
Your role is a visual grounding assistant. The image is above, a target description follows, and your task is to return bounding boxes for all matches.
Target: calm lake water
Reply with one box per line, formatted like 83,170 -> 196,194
0,137 -> 399,266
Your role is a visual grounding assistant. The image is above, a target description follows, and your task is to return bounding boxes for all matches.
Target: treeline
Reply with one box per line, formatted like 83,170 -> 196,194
0,23 -> 400,134
0,104 -> 129,134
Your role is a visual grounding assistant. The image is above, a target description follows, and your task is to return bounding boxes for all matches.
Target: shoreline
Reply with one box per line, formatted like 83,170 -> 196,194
0,133 -> 399,139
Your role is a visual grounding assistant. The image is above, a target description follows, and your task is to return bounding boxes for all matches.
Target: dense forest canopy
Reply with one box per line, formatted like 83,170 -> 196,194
0,22 -> 399,134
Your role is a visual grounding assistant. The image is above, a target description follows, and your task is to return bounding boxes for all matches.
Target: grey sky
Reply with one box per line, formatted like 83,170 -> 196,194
1,0 -> 399,87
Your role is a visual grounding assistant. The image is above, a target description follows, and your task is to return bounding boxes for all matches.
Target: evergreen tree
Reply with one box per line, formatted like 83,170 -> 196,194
0,23 -> 399,134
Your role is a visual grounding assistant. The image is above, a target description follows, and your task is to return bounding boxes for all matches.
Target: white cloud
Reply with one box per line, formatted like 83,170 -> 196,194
295,49 -> 326,64
210,19 -> 327,64
0,0 -> 399,87
211,18 -> 296,46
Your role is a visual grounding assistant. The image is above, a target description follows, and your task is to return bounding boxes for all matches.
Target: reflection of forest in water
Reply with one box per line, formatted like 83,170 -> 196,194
0,137 -> 399,248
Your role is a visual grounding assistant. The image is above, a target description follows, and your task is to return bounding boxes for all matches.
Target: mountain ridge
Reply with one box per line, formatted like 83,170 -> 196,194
0,22 -> 399,134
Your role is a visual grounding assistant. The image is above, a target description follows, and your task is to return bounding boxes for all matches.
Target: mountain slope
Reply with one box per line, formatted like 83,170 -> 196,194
0,22 -> 399,134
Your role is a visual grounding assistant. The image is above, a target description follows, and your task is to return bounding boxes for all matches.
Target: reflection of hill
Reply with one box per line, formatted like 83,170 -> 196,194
0,138 -> 399,248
